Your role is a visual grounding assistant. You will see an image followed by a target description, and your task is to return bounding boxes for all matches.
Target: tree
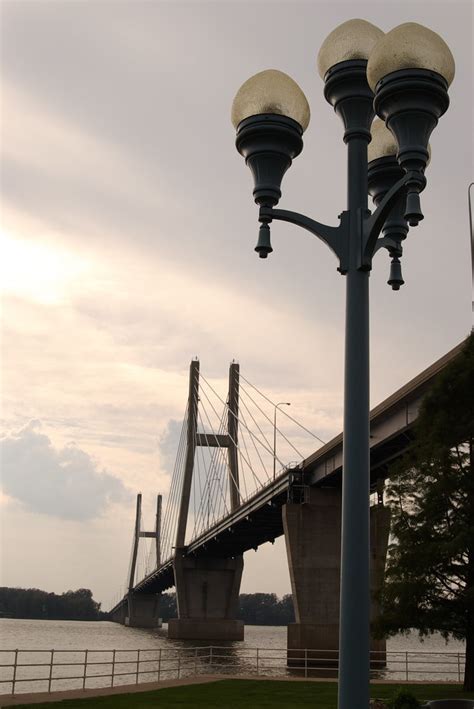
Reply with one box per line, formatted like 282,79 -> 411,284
375,333 -> 474,690
238,592 -> 295,625
160,592 -> 177,620
278,594 -> 296,625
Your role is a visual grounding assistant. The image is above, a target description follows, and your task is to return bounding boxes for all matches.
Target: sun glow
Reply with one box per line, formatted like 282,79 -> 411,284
0,230 -> 89,305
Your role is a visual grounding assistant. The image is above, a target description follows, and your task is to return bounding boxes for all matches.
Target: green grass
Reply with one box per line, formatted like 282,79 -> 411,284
11,679 -> 474,708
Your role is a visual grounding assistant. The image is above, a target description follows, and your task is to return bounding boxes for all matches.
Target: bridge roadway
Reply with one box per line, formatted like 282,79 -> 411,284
114,342 -> 462,608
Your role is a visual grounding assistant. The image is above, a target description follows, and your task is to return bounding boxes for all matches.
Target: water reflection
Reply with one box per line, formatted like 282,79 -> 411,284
0,619 -> 466,695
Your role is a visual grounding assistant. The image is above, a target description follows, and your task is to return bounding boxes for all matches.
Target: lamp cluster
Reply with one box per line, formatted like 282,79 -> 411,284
230,20 -> 455,709
231,19 -> 454,289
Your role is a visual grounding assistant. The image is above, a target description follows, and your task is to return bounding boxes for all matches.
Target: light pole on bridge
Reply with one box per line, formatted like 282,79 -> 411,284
273,402 -> 291,480
230,19 -> 454,708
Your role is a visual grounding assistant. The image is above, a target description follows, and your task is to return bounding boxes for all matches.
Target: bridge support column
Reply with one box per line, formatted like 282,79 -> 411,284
284,488 -> 342,666
283,489 -> 390,668
125,592 -> 161,628
168,555 -> 244,640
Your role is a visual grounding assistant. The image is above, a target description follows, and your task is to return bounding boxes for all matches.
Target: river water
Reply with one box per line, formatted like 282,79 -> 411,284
0,619 -> 466,695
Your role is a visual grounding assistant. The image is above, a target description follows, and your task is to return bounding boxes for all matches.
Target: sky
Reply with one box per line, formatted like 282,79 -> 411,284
0,0 -> 472,610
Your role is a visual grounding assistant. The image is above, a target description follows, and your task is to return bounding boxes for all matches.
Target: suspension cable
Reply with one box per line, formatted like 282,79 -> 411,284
239,372 -> 326,444
239,381 -> 304,459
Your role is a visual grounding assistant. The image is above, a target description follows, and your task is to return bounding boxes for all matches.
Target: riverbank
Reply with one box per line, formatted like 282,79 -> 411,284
2,678 -> 474,709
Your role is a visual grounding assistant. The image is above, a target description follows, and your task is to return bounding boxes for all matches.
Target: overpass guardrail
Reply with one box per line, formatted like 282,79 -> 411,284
0,646 -> 466,695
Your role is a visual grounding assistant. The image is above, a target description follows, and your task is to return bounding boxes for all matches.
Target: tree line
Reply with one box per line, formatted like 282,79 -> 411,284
0,586 -> 294,625
160,592 -> 295,625
0,587 -> 106,621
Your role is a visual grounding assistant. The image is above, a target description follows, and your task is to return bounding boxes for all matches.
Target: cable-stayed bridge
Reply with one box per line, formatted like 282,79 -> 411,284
109,343 -> 462,656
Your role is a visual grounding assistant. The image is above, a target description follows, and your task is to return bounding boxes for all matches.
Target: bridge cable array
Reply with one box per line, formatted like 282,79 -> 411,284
129,367 -> 326,589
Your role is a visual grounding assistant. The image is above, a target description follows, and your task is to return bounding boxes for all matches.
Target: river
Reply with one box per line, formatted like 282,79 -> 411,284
0,619 -> 466,695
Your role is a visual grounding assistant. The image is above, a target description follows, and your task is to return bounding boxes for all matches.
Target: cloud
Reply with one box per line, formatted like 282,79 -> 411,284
0,421 -> 132,520
158,419 -> 186,477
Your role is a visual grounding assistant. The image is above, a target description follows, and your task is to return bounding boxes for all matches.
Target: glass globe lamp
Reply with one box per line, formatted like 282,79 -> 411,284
317,19 -> 384,79
317,19 -> 383,139
231,70 -> 310,216
231,69 -> 310,131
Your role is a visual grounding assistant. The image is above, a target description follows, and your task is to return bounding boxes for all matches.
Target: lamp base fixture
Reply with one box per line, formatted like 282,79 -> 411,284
235,114 -> 303,208
374,69 -> 449,225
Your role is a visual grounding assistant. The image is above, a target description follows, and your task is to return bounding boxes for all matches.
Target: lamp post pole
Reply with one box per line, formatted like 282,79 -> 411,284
231,19 -> 454,708
273,402 -> 291,480
339,115 -> 371,707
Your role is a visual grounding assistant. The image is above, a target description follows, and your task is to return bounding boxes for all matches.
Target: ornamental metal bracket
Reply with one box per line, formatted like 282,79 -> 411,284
360,172 -> 412,269
259,206 -> 350,274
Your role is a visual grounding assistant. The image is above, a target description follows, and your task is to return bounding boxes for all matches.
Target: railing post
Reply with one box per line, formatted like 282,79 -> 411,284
209,646 -> 213,669
48,650 -> 54,693
458,653 -> 461,683
111,650 -> 116,687
136,649 -> 140,684
12,650 -> 18,695
82,649 -> 88,690
194,647 -> 198,676
158,648 -> 162,682
405,651 -> 409,681
304,648 -> 308,678
177,651 -> 181,679
256,648 -> 259,676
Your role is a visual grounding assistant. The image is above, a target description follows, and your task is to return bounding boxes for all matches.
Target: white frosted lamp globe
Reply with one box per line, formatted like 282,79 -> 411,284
317,19 -> 384,79
367,22 -> 455,91
231,69 -> 310,132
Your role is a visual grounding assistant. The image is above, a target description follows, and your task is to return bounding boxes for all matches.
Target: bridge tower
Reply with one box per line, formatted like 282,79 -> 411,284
168,359 -> 244,641
124,493 -> 162,628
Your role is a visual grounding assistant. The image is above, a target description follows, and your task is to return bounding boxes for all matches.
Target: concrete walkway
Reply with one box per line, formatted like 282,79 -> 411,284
0,675 -> 223,706
0,674 -> 462,707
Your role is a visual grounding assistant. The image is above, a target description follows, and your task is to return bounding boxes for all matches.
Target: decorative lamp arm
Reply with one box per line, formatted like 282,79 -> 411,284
361,171 -> 412,268
259,205 -> 350,272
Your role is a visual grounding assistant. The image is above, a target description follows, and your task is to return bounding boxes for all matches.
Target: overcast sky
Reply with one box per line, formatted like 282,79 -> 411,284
1,0 -> 472,609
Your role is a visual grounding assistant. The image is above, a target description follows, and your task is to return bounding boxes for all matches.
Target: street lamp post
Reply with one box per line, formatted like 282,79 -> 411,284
230,19 -> 454,708
273,402 -> 291,480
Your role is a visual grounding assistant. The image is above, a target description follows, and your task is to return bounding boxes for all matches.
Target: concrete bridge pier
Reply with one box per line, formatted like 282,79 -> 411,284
168,554 -> 244,640
283,488 -> 390,668
125,592 -> 161,628
284,488 -> 342,667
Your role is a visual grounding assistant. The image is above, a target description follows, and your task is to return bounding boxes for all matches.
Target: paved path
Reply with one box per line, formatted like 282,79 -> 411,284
0,674 -> 462,707
0,676 -> 222,707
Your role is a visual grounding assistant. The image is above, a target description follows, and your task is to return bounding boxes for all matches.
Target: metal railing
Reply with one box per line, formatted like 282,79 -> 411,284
0,646 -> 466,696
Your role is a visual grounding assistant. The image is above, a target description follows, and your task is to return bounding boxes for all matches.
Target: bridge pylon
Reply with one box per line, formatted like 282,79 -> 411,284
122,493 -> 162,628
168,359 -> 244,641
